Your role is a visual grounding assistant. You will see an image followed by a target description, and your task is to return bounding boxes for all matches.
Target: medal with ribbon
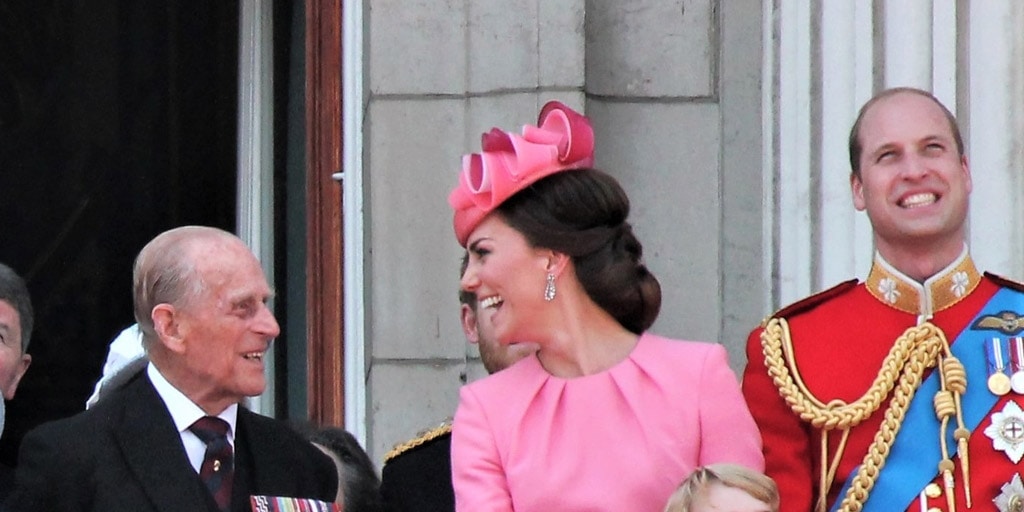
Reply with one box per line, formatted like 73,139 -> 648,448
988,337 -> 1012,396
1010,337 -> 1024,394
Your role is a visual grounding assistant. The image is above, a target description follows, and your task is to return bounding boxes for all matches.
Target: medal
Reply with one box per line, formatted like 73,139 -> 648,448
994,473 -> 1024,512
988,337 -> 1012,395
985,400 -> 1024,463
993,373 -> 1013,396
1011,337 -> 1024,394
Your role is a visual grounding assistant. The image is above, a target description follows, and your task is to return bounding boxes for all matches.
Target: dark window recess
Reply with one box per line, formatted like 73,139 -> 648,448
0,0 -> 240,466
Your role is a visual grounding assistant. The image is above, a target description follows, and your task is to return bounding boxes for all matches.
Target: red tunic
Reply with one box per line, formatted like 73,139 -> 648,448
742,253 -> 1024,511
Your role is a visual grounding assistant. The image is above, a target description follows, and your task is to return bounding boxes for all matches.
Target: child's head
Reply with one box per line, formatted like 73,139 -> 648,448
663,464 -> 779,512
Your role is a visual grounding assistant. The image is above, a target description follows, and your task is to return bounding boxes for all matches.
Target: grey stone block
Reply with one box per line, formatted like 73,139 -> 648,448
586,0 -> 716,98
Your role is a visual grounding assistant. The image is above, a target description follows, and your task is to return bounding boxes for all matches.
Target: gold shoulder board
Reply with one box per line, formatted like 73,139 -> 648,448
383,421 -> 453,463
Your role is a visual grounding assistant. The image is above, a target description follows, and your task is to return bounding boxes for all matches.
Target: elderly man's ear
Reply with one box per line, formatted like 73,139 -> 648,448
151,304 -> 189,355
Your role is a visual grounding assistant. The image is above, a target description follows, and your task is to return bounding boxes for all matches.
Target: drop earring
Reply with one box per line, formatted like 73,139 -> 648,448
544,273 -> 556,302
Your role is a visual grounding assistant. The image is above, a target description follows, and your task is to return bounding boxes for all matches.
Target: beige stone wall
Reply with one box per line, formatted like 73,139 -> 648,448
362,0 -> 765,463
357,0 -> 1024,466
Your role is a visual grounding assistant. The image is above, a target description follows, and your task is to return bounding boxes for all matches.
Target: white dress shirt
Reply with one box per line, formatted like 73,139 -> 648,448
147,363 -> 238,473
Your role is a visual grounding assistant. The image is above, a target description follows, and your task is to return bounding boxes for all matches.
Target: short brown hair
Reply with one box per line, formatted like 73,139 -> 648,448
458,252 -> 476,310
848,87 -> 964,177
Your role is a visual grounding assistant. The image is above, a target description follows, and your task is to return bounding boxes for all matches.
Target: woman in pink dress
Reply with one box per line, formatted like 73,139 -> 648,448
448,101 -> 763,512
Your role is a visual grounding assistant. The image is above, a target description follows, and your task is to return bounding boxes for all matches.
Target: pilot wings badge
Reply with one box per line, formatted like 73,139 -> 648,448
973,311 -> 1024,336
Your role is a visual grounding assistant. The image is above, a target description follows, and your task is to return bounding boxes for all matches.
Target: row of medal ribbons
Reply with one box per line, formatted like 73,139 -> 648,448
986,336 -> 1024,396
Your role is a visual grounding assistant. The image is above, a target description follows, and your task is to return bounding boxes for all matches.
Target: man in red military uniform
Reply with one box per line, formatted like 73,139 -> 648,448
742,87 -> 1024,512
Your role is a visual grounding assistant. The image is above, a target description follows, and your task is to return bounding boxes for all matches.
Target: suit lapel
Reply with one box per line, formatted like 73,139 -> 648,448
238,409 -> 339,503
236,408 -> 277,494
236,408 -> 307,497
115,376 -> 212,512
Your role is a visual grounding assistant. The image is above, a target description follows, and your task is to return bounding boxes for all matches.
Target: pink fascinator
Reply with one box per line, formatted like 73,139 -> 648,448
448,101 -> 595,247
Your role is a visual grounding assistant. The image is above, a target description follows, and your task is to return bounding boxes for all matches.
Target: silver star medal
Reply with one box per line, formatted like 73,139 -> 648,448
986,401 -> 1024,463
994,474 -> 1024,512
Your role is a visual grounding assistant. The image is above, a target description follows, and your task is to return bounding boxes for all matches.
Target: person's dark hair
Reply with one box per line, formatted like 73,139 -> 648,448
848,87 -> 964,177
307,426 -> 383,512
458,253 -> 476,310
496,168 -> 661,334
0,262 -> 33,351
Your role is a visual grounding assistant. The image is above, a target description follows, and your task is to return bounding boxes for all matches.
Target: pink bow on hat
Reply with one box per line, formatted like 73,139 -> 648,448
448,101 -> 595,247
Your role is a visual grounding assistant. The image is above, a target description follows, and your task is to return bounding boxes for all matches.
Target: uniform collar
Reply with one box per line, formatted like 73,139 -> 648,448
865,245 -> 980,318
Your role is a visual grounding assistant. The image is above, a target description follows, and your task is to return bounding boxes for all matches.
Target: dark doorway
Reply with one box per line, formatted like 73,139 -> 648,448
0,1 -> 240,466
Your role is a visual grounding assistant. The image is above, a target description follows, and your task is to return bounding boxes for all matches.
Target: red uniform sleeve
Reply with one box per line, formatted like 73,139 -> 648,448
741,326 -> 815,512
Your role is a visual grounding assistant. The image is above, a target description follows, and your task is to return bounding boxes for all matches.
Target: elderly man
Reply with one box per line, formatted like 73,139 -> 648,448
6,226 -> 337,511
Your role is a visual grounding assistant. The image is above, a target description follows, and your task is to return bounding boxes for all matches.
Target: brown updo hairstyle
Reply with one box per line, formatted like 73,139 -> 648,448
496,168 -> 661,334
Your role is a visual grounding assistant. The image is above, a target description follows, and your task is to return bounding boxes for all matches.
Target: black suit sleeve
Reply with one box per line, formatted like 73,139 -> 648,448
5,423 -> 93,512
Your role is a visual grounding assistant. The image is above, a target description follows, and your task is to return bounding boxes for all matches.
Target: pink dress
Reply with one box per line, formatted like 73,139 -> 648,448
451,333 -> 764,512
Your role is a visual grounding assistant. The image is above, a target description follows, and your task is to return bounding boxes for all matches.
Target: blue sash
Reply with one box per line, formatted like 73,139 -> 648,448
830,287 -> 1024,512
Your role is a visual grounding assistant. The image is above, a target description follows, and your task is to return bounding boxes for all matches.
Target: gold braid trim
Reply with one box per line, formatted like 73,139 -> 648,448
761,318 -> 948,512
834,324 -> 947,512
761,318 -> 925,429
383,421 -> 453,463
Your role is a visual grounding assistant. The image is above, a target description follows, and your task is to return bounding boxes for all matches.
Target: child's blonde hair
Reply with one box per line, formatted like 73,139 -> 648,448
663,464 -> 779,512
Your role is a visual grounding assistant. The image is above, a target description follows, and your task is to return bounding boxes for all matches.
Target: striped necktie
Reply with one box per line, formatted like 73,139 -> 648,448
189,416 -> 234,511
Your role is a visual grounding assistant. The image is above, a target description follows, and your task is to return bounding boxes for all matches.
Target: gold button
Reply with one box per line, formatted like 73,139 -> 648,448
213,460 -> 221,472
924,483 -> 942,498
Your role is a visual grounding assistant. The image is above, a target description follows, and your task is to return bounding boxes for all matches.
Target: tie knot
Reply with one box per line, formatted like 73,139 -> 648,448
189,416 -> 230,444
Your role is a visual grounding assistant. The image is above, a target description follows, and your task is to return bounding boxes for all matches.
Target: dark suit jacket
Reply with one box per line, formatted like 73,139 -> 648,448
380,429 -> 453,512
4,375 -> 337,512
0,462 -> 13,503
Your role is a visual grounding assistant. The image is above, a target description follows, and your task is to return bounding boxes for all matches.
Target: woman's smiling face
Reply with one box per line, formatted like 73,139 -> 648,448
460,214 -> 551,346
